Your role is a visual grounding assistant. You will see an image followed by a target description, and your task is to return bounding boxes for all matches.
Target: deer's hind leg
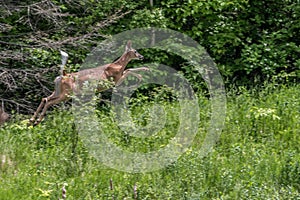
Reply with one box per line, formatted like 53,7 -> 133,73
34,94 -> 68,126
29,92 -> 59,126
29,75 -> 67,126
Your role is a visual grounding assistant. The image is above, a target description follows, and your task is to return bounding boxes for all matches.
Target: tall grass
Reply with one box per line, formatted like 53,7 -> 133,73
0,82 -> 299,199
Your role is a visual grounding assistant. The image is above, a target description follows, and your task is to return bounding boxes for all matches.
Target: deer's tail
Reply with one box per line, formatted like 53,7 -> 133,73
60,50 -> 68,76
54,51 -> 68,97
54,76 -> 62,97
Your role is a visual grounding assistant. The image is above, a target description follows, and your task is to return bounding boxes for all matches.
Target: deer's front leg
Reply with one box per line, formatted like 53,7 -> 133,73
116,67 -> 149,86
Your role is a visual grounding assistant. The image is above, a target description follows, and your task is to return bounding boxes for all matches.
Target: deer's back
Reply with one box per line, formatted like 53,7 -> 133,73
71,64 -> 110,82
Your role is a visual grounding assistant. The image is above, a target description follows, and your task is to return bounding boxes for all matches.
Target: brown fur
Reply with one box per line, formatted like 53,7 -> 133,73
0,102 -> 9,125
29,41 -> 149,126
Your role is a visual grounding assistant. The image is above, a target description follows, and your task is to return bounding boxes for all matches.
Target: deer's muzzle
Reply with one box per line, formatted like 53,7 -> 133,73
138,55 -> 144,60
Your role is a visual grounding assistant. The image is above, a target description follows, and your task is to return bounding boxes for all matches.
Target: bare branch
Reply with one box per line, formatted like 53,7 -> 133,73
0,1 -> 132,113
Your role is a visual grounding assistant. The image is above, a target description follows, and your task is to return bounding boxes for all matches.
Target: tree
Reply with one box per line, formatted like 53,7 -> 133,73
0,0 -> 138,113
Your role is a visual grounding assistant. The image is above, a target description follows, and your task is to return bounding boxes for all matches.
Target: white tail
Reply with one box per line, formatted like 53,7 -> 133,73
60,50 -> 68,75
54,51 -> 69,97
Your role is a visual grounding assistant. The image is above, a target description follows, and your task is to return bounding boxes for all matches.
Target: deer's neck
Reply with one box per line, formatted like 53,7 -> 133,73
114,53 -> 131,70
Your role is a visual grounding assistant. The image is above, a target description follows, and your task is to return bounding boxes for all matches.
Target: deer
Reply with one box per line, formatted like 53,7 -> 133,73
0,101 -> 9,125
28,40 -> 149,126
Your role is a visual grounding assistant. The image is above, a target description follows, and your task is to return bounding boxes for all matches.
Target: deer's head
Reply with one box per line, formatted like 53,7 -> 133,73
125,40 -> 144,60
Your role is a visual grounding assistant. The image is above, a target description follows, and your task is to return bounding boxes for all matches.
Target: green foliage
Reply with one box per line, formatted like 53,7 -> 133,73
0,83 -> 299,199
279,152 -> 300,190
158,0 -> 300,84
1,0 -> 300,112
1,0 -> 300,198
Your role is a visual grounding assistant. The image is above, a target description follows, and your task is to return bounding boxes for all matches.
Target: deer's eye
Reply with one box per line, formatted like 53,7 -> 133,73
134,50 -> 137,53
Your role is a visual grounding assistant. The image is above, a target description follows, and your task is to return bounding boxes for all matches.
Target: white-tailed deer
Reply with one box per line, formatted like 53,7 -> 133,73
0,101 -> 9,125
29,40 -> 148,126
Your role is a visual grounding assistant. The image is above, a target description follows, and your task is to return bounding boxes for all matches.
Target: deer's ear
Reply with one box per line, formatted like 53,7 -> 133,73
125,40 -> 132,52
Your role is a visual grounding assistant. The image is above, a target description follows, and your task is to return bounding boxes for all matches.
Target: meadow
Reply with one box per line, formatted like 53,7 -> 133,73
0,81 -> 299,199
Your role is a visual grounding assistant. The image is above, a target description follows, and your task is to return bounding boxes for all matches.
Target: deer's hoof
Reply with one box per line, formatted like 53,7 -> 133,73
27,119 -> 34,126
33,119 -> 41,126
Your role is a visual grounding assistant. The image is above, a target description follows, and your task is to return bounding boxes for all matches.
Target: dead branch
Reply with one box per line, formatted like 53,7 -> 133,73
0,1 -> 132,113
0,66 -> 59,113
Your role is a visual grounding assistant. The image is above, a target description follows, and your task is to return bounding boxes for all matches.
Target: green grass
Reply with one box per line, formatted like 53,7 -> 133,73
0,83 -> 299,199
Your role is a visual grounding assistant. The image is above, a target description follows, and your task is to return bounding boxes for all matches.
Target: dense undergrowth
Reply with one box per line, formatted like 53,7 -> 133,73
0,82 -> 299,199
